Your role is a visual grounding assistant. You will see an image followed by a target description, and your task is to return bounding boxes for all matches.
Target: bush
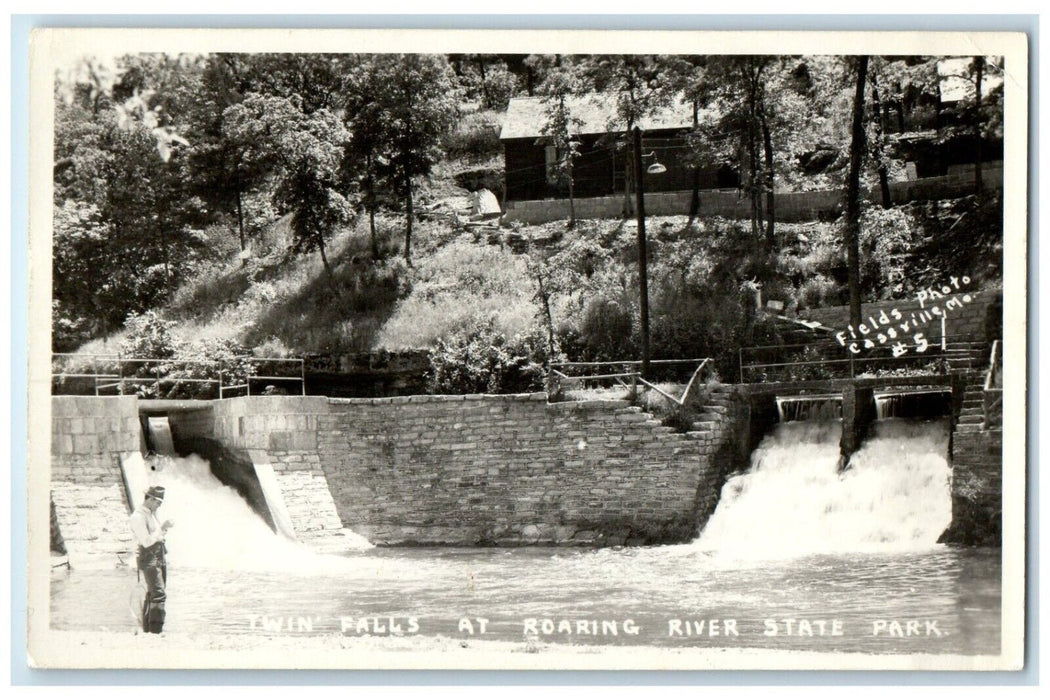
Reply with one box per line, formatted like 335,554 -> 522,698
427,320 -> 548,395
115,311 -> 261,399
796,274 -> 842,310
443,113 -> 502,161
120,311 -> 181,360
577,297 -> 636,362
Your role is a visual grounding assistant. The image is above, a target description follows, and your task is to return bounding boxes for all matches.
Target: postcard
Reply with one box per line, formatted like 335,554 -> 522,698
26,27 -> 1027,671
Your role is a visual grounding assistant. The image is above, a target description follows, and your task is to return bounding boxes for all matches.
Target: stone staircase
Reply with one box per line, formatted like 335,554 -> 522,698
956,372 -> 1000,435
687,388 -> 735,437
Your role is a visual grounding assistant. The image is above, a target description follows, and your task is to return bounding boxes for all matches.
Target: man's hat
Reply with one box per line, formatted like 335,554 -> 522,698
145,486 -> 165,502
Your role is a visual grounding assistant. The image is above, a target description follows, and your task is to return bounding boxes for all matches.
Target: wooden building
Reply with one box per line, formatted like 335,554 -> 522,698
500,95 -> 738,204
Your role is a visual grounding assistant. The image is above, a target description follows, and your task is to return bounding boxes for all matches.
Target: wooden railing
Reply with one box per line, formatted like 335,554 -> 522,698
548,358 -> 712,406
984,340 -> 1002,429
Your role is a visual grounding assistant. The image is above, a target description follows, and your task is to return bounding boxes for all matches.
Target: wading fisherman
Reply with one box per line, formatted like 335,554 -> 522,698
129,485 -> 173,633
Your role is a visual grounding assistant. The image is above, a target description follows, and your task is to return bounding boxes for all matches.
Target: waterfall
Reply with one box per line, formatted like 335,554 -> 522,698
144,454 -> 371,572
694,418 -> 951,559
146,416 -> 175,455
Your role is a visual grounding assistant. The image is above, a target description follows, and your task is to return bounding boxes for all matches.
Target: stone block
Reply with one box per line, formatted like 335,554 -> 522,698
72,434 -> 99,454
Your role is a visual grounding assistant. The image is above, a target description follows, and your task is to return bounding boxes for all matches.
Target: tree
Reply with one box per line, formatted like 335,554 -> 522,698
522,54 -> 559,96
845,56 -> 869,330
694,56 -> 820,253
186,54 -> 272,255
341,55 -> 395,261
867,60 -> 894,207
238,53 -> 349,115
661,55 -> 709,227
939,56 -> 1004,197
580,55 -> 673,217
223,94 -> 353,279
539,63 -> 584,230
365,54 -> 459,266
454,54 -> 518,110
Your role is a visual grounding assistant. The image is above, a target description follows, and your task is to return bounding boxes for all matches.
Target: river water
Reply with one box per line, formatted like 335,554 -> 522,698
49,417 -> 1002,655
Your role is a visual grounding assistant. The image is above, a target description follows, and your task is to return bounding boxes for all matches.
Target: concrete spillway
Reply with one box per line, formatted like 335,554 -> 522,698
137,415 -> 298,543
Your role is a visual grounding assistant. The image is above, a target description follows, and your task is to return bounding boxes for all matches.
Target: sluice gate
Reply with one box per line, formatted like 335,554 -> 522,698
874,388 -> 953,419
775,394 -> 843,422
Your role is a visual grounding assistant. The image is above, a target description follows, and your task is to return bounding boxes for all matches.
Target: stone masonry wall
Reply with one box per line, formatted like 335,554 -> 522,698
686,386 -> 750,532
51,396 -> 141,485
50,396 -> 141,567
317,393 -> 718,546
165,393 -> 741,546
504,164 -> 1002,225
61,393 -> 744,548
942,429 -> 1002,546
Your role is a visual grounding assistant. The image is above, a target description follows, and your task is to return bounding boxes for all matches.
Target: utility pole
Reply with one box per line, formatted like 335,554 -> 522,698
632,126 -> 651,379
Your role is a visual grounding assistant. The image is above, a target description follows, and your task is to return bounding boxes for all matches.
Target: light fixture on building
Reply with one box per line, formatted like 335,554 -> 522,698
641,150 -> 667,175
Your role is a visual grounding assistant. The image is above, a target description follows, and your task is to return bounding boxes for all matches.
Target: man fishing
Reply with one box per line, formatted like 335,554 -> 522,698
129,485 -> 173,633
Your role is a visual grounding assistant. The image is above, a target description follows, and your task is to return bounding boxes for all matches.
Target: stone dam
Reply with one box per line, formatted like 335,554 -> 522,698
49,378 -> 1002,566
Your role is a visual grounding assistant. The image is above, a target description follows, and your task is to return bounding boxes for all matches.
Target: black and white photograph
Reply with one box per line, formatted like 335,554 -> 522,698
25,27 -> 1028,671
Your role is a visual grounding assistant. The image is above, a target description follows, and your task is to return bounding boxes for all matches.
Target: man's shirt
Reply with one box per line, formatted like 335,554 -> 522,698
129,507 -> 165,548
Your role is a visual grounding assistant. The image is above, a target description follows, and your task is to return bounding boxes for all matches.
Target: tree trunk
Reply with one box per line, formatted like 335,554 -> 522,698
623,149 -> 634,218
632,126 -> 650,379
687,168 -> 701,226
622,119 -> 635,218
318,236 -> 333,276
869,71 -> 892,207
760,103 -> 775,250
747,75 -> 761,239
845,56 -> 869,331
568,173 -> 576,230
367,154 -> 378,260
478,58 -> 489,107
404,180 -> 414,266
974,56 -> 985,195
687,98 -> 701,227
235,189 -> 246,265
536,271 -> 556,362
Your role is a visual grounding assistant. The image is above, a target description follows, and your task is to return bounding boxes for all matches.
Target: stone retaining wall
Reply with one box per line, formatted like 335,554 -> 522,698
942,428 -> 1002,546
504,164 -> 1003,224
170,397 -> 346,543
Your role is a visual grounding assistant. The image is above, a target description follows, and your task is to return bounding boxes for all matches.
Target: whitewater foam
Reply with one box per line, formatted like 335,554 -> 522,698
694,418 -> 951,559
145,454 -> 372,572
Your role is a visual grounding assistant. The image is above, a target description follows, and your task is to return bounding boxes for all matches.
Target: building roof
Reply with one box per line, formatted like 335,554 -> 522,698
500,94 -> 695,140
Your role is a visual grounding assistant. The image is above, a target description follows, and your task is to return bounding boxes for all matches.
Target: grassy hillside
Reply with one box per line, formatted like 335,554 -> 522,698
77,165 -> 1003,393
